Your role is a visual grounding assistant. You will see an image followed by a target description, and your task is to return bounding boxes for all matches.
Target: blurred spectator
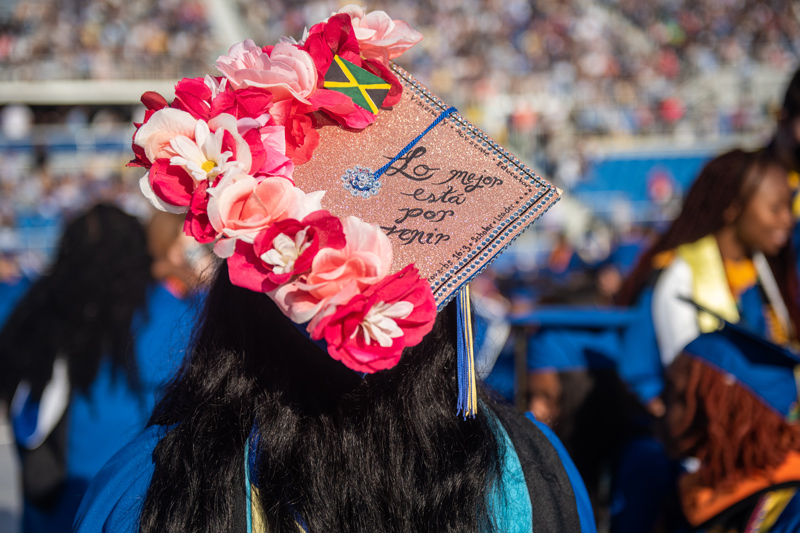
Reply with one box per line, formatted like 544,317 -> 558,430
767,66 -> 800,173
0,0 -> 214,81
146,210 -> 213,296
0,204 -> 196,532
0,253 -> 29,330
662,329 -> 800,531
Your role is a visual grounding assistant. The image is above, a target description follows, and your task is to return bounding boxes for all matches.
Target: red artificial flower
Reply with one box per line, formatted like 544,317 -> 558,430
227,210 -> 345,293
285,113 -> 320,164
141,91 -> 169,112
211,87 -> 274,120
129,133 -> 149,168
148,159 -> 195,207
269,100 -> 321,165
303,14 -> 362,81
172,77 -> 215,120
183,181 -> 216,243
312,264 -> 436,373
301,14 -> 389,128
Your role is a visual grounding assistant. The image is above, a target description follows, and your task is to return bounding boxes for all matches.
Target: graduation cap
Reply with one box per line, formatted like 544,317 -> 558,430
131,8 -> 559,418
679,297 -> 800,419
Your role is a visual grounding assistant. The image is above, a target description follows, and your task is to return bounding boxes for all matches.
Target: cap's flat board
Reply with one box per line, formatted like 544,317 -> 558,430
292,65 -> 560,308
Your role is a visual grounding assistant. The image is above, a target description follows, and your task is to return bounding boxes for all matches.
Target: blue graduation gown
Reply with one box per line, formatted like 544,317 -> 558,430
74,411 -> 596,532
15,283 -> 197,533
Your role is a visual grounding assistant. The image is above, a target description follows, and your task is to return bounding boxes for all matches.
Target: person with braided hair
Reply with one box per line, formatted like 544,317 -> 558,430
663,323 -> 800,532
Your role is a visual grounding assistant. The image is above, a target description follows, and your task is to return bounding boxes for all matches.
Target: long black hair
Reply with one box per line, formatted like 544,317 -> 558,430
140,263 -> 504,532
0,203 -> 152,402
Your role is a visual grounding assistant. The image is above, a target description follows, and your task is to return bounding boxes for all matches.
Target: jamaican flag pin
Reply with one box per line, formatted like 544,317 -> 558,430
324,55 -> 392,114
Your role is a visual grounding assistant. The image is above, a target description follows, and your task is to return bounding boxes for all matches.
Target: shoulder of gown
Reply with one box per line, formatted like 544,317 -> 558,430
73,425 -> 166,532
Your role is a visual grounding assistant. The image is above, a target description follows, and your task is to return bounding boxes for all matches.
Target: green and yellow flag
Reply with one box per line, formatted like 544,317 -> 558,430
324,56 -> 391,114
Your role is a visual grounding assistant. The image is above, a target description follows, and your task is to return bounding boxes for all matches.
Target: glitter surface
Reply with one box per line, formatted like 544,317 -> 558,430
292,65 -> 560,307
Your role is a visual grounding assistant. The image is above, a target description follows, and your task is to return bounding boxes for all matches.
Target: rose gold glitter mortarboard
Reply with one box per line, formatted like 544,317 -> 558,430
294,64 -> 560,310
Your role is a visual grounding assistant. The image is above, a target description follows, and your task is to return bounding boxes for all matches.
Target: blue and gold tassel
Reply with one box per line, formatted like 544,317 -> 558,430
456,285 -> 478,419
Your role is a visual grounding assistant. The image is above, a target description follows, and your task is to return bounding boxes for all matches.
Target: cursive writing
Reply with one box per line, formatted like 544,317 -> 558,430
383,147 -> 439,182
400,185 -> 466,205
394,207 -> 455,225
434,170 -> 503,193
381,224 -> 451,246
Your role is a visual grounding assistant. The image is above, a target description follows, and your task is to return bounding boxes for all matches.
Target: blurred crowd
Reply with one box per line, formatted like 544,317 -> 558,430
0,0 -> 213,81
235,0 -> 799,183
0,0 -> 796,142
606,0 -> 799,73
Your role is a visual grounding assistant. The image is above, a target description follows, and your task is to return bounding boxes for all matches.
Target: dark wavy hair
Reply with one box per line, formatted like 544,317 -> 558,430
0,203 -> 152,402
140,263 -> 504,533
616,149 -> 800,333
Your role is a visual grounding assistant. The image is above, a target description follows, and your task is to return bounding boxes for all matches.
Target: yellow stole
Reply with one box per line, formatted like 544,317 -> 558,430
675,235 -> 741,334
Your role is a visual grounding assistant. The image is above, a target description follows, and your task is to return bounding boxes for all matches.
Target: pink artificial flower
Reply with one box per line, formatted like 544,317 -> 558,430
215,40 -> 318,104
253,124 -> 295,179
227,210 -> 345,293
272,216 -> 393,324
207,114 -> 293,181
207,174 -> 324,257
336,5 -> 423,66
312,264 -> 436,373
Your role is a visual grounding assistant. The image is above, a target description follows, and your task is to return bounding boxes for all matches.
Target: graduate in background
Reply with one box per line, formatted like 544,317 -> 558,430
767,67 -> 800,180
0,204 -> 196,533
617,148 -> 800,408
610,148 -> 800,532
663,321 -> 800,532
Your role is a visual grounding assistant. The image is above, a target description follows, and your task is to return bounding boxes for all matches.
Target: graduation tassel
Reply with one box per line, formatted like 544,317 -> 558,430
456,285 -> 478,419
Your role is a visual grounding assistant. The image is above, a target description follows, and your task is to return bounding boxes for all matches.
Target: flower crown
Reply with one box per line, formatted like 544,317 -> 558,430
131,6 -> 437,373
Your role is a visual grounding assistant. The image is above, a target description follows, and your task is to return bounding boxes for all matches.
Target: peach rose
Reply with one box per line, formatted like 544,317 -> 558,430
271,216 -> 393,324
336,5 -> 423,65
134,108 -> 198,163
207,174 -> 324,257
215,40 -> 318,104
